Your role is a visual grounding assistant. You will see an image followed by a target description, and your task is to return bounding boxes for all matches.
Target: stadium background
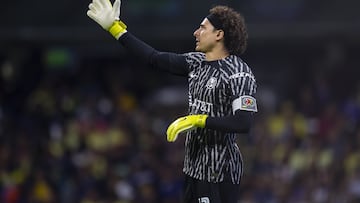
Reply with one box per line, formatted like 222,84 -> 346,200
1,0 -> 360,202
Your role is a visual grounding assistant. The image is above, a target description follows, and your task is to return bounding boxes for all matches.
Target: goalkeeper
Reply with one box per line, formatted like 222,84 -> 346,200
87,0 -> 258,202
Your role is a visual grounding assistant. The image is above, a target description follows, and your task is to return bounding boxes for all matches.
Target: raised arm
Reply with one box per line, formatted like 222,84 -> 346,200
87,0 -> 189,76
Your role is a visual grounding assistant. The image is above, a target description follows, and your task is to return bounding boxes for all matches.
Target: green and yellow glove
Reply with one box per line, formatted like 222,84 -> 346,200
87,0 -> 127,39
166,115 -> 208,142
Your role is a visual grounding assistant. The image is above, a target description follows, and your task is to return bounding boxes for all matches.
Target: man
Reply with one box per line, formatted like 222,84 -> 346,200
87,0 -> 258,202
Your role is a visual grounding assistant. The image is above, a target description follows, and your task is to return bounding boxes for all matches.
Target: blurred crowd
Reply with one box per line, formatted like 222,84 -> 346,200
0,41 -> 360,203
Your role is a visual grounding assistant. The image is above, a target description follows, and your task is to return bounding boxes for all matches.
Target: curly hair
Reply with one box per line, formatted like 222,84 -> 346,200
209,6 -> 248,55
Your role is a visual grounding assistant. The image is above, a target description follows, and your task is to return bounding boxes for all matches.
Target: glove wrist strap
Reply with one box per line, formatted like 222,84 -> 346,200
109,20 -> 127,39
197,115 -> 208,128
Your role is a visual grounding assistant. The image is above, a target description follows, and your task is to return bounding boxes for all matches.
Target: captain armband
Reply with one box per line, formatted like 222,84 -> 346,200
232,95 -> 258,114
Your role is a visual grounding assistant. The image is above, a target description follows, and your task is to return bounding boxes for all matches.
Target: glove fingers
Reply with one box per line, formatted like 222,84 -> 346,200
92,0 -> 104,10
167,132 -> 177,142
166,117 -> 194,142
98,0 -> 112,9
87,10 -> 102,26
112,0 -> 121,19
167,125 -> 194,142
87,10 -> 98,21
167,124 -> 178,142
166,117 -> 185,139
166,123 -> 176,141
88,4 -> 98,14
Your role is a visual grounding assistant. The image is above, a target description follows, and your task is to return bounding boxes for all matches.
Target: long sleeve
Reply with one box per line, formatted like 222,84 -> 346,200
205,110 -> 254,133
118,32 -> 189,76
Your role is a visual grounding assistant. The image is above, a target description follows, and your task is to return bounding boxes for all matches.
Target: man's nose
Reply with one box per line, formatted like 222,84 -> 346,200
193,29 -> 198,37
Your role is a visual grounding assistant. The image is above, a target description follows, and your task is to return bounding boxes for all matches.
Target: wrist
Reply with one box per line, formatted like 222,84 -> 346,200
108,20 -> 127,39
194,115 -> 208,128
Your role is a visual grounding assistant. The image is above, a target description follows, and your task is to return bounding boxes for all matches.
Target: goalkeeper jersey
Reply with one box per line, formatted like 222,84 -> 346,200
119,32 -> 257,184
182,52 -> 257,184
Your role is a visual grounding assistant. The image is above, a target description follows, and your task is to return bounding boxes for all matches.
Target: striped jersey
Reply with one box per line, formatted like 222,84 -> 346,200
182,52 -> 257,184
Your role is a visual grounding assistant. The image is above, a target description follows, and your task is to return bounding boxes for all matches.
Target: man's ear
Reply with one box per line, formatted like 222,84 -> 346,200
216,30 -> 224,41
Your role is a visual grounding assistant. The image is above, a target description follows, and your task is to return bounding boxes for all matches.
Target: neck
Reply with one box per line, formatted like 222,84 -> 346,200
205,47 -> 229,61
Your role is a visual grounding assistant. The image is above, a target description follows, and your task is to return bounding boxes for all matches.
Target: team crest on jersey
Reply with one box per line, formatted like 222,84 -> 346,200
206,77 -> 217,89
240,95 -> 257,112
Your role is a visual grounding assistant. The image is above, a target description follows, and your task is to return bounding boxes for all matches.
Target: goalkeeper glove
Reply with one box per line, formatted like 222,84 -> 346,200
87,0 -> 127,39
166,115 -> 208,142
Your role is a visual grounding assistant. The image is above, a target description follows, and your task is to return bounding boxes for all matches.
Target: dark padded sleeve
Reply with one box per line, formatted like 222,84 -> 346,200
119,32 -> 189,76
205,110 -> 254,133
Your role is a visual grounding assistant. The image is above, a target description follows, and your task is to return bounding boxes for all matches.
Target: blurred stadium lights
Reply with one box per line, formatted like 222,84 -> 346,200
0,0 -> 359,45
0,21 -> 359,42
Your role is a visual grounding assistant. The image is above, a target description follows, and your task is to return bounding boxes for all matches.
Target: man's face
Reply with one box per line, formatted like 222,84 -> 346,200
193,18 -> 219,53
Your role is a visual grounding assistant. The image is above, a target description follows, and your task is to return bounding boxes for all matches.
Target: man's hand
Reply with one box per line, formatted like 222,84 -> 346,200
87,0 -> 127,39
166,115 -> 208,142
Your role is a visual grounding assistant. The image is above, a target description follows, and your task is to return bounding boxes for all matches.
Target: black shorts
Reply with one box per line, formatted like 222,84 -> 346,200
182,175 -> 240,203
